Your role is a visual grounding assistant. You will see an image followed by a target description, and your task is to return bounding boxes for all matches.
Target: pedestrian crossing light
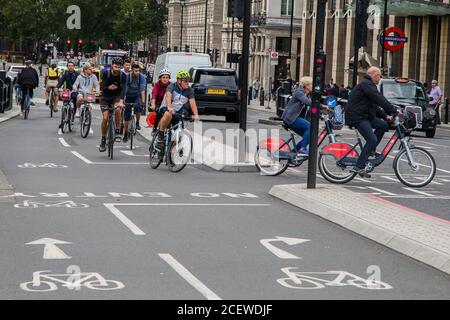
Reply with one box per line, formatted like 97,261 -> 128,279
313,50 -> 326,94
78,39 -> 83,45
66,39 -> 72,46
228,0 -> 244,18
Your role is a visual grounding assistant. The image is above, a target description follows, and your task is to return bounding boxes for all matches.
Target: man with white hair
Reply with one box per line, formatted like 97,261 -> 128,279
345,67 -> 398,178
429,80 -> 442,124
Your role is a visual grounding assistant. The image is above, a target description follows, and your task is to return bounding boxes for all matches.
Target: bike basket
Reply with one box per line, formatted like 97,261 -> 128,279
86,93 -> 96,103
47,80 -> 58,87
330,105 -> 344,130
403,110 -> 418,130
61,90 -> 71,100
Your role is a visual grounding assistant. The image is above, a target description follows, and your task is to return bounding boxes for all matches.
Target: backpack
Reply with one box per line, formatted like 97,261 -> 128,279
331,104 -> 344,129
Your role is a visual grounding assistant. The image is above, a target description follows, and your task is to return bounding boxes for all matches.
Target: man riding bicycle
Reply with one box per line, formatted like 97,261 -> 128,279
122,63 -> 147,143
45,63 -> 60,112
73,63 -> 99,121
99,57 -> 126,152
154,70 -> 200,150
345,67 -> 398,178
57,61 -> 79,111
17,60 -> 39,114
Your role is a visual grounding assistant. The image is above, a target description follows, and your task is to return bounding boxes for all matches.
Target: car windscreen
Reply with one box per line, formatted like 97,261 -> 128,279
11,67 -> 24,72
198,72 -> 237,89
382,82 -> 426,101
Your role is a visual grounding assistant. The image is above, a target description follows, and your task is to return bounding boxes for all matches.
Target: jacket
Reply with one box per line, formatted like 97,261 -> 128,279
58,70 -> 78,90
73,73 -> 99,94
125,73 -> 146,97
281,87 -> 312,125
152,81 -> 170,107
18,67 -> 39,88
345,75 -> 397,126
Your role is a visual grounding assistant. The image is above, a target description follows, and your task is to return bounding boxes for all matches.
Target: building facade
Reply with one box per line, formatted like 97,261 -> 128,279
299,0 -> 450,98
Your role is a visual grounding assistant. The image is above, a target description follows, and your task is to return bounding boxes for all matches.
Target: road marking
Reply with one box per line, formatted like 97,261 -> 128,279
366,187 -> 397,196
413,177 -> 443,185
89,128 -> 94,135
58,138 -> 70,147
71,151 -> 93,164
26,238 -> 72,259
260,237 -> 310,259
382,176 -> 398,182
159,253 -> 222,300
104,203 -> 146,235
403,187 -> 435,197
120,150 -> 147,157
355,177 -> 371,183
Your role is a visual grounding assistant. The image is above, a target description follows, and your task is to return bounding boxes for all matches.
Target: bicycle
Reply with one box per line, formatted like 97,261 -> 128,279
78,90 -> 95,139
106,105 -> 123,160
22,86 -> 32,120
121,102 -> 138,150
319,113 -> 436,187
47,79 -> 59,118
149,112 -> 193,172
255,107 -> 342,176
59,89 -> 74,133
14,84 -> 22,106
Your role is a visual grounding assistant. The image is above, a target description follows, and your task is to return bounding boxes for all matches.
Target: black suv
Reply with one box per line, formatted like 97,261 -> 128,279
379,78 -> 437,138
189,67 -> 240,122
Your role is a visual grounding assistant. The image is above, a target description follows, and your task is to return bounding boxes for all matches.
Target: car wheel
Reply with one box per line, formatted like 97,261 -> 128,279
425,127 -> 436,138
226,112 -> 239,123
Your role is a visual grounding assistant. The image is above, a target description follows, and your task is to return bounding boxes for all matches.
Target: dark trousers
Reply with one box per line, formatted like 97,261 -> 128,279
430,104 -> 441,125
354,118 -> 388,168
21,86 -> 34,110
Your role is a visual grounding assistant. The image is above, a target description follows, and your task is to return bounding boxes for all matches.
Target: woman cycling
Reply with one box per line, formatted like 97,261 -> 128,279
281,77 -> 313,157
150,69 -> 171,133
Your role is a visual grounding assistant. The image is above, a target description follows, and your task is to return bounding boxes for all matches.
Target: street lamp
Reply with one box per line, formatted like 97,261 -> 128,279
180,0 -> 187,51
155,0 -> 163,59
204,0 -> 208,53
287,0 -> 295,80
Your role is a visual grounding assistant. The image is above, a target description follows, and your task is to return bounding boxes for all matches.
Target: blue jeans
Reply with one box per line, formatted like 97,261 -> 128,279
124,96 -> 143,121
354,118 -> 388,168
288,117 -> 310,151
21,86 -> 34,110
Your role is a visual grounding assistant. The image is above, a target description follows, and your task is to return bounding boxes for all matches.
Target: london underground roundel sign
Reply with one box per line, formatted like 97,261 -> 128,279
380,27 -> 408,52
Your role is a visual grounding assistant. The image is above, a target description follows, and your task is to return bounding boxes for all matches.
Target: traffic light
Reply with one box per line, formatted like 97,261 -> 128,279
78,39 -> 83,45
355,0 -> 370,48
214,48 -> 219,62
313,50 -> 326,96
185,45 -> 190,52
227,0 -> 244,18
66,39 -> 72,46
109,42 -> 114,48
207,48 -> 212,56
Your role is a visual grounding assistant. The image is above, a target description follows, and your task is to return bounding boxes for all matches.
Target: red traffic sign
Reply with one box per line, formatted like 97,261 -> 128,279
271,51 -> 279,60
379,27 -> 408,52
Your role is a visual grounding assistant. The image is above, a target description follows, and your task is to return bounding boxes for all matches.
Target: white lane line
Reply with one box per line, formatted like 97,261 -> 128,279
367,187 -> 397,196
120,150 -> 147,157
403,187 -> 435,197
355,177 -> 371,183
58,129 -> 63,135
159,253 -> 222,300
413,177 -> 443,185
103,203 -> 146,236
58,138 -> 71,147
89,128 -> 94,135
382,195 -> 450,200
71,151 -> 93,164
382,175 -> 398,182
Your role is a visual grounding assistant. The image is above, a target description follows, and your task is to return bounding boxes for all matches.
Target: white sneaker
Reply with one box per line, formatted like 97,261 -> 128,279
75,109 -> 80,118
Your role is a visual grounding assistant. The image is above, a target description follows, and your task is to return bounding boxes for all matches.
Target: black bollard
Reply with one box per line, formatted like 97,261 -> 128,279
445,98 -> 449,125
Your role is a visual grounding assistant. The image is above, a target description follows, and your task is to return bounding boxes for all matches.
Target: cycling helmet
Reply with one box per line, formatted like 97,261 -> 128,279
159,68 -> 171,78
176,70 -> 191,80
25,60 -> 32,65
112,57 -> 123,66
82,62 -> 92,68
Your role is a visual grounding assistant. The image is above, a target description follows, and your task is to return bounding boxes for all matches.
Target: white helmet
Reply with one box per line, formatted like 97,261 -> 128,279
159,68 -> 171,78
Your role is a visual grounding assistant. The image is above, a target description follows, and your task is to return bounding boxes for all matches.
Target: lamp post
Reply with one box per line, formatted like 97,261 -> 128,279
180,0 -> 187,51
287,0 -> 295,80
155,0 -> 163,59
204,0 -> 208,53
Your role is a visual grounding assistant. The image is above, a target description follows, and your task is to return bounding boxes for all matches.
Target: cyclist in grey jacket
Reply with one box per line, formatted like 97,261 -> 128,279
73,63 -> 99,116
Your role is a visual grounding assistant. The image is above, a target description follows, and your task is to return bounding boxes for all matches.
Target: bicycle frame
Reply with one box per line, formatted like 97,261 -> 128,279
31,271 -> 109,287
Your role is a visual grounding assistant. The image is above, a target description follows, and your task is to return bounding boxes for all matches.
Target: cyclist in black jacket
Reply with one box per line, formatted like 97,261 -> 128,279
345,67 -> 398,178
17,61 -> 39,112
57,61 -> 79,108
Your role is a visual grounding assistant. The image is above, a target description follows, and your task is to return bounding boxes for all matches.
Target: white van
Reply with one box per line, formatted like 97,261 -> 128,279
152,52 -> 212,84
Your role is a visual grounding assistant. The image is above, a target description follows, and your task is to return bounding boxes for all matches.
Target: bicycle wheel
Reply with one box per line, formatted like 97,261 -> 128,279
255,146 -> 290,176
149,135 -> 163,169
80,108 -> 91,138
168,131 -> 193,172
318,153 -> 357,184
23,95 -> 30,120
276,277 -> 325,290
129,116 -> 136,150
85,279 -> 125,290
67,107 -> 73,132
49,89 -> 54,118
61,107 -> 68,133
394,146 -> 436,187
20,281 -> 58,292
108,117 -> 115,160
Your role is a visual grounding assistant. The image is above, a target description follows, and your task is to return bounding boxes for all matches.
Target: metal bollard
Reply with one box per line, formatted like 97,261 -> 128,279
248,86 -> 252,104
445,97 -> 449,125
260,88 -> 265,106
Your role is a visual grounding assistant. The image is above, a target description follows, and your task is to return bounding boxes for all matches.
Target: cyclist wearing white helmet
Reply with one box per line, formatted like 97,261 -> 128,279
150,69 -> 172,134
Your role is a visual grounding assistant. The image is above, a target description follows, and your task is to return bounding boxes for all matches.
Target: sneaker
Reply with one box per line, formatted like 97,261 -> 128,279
296,148 -> 309,158
369,151 -> 382,158
31,101 -> 35,106
99,138 -> 106,152
350,166 -> 371,178
115,129 -> 122,142
75,109 -> 80,118
136,123 -> 141,131
154,133 -> 165,151
122,132 -> 129,143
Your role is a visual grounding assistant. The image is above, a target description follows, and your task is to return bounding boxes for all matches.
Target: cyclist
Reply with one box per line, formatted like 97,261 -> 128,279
122,63 -> 147,143
57,61 -> 79,111
45,63 -> 60,112
345,67 -> 397,178
150,68 -> 171,135
281,76 -> 314,157
154,70 -> 200,150
98,57 -> 126,152
17,60 -> 39,114
122,58 -> 132,76
72,63 -> 100,121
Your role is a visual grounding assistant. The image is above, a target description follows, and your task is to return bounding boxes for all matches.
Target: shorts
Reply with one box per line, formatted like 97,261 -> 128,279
124,96 -> 143,121
100,96 -> 121,113
158,106 -> 187,127
46,79 -> 59,93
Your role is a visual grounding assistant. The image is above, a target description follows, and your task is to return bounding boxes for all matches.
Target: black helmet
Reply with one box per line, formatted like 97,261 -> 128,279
112,57 -> 123,66
25,60 -> 32,65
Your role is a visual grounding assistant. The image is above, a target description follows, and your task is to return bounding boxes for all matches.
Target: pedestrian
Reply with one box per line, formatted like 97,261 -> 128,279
252,79 -> 260,100
2,61 -> 6,70
326,78 -> 339,97
429,80 -> 443,125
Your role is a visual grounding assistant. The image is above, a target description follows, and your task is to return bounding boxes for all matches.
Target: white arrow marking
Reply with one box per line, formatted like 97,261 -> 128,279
26,238 -> 72,259
260,236 -> 310,259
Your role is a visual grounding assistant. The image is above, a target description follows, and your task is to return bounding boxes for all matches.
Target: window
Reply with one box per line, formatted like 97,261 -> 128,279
281,0 -> 293,16
307,0 -> 314,12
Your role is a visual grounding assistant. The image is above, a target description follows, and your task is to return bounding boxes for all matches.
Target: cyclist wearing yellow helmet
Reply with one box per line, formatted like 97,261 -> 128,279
154,70 -> 200,150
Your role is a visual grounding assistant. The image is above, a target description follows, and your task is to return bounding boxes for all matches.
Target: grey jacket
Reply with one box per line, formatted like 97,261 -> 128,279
281,87 -> 312,125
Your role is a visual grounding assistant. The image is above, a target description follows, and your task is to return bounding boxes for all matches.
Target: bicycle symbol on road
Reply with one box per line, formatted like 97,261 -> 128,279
277,267 -> 393,290
20,270 -> 124,292
18,163 -> 68,168
14,200 -> 89,209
